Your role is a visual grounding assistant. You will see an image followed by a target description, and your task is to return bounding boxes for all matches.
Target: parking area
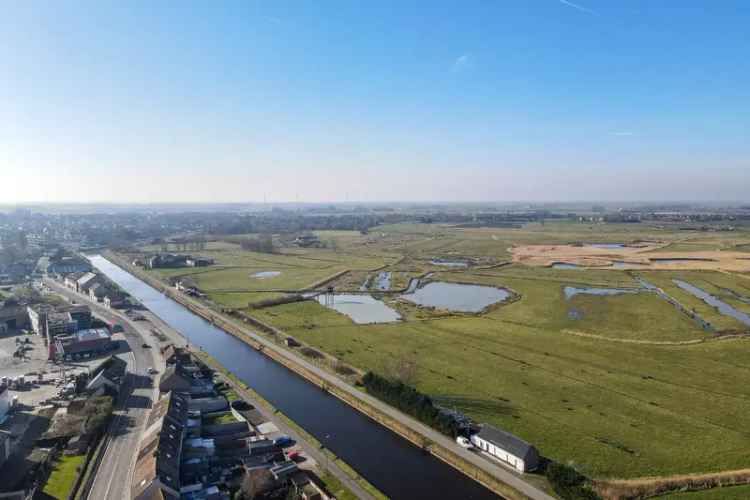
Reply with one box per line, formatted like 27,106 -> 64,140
0,330 -> 131,409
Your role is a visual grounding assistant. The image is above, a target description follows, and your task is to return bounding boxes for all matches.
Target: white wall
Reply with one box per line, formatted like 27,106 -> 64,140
471,435 -> 526,473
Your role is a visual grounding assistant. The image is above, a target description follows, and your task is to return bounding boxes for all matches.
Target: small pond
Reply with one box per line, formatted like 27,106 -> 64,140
564,286 -> 642,300
552,263 -> 582,270
374,272 -> 391,291
588,243 -> 626,249
430,260 -> 469,268
401,282 -> 510,313
251,271 -> 281,279
672,280 -> 750,327
317,294 -> 401,324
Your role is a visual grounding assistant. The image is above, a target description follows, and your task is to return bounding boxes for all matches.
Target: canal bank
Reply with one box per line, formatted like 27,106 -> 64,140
95,252 -> 554,500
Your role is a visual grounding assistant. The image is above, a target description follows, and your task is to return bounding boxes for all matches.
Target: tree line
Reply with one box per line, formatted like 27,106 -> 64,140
361,372 -> 460,437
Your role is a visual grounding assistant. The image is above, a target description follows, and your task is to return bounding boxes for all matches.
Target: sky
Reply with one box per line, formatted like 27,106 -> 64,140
1,1 -> 749,203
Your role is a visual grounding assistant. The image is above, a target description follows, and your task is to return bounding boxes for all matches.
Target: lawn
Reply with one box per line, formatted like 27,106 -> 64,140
43,454 -> 85,499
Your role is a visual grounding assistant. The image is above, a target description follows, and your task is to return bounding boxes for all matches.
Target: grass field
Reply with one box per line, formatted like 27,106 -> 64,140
134,223 -> 750,487
43,454 -> 85,499
660,484 -> 750,499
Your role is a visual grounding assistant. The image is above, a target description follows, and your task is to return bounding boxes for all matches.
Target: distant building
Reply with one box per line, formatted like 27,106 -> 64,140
470,425 -> 540,473
46,255 -> 91,275
293,234 -> 321,248
86,356 -> 127,396
146,254 -> 189,270
0,300 -> 28,333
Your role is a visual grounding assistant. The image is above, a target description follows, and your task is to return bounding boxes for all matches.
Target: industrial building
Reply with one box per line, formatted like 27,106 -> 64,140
48,328 -> 113,360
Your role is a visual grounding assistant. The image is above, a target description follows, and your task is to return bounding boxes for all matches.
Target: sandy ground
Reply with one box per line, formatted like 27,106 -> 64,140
511,244 -> 750,271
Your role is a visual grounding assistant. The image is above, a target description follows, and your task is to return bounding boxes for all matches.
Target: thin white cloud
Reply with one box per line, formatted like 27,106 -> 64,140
612,131 -> 635,136
558,0 -> 597,15
452,54 -> 471,72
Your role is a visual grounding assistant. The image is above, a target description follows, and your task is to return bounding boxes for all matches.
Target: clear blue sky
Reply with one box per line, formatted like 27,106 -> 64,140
2,1 -> 748,203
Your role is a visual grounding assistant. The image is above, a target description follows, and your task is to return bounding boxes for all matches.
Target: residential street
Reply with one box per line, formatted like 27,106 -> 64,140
44,278 -> 161,500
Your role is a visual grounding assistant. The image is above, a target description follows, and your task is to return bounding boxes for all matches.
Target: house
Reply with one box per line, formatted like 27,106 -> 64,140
0,384 -> 11,421
159,365 -> 194,393
76,272 -> 103,294
0,299 -> 28,333
88,282 -> 112,302
0,429 -> 11,469
185,257 -> 212,268
64,272 -> 84,290
470,425 -> 540,473
86,356 -> 127,396
132,393 -> 189,500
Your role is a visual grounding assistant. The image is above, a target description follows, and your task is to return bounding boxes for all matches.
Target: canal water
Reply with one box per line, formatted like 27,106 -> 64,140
90,256 -> 499,499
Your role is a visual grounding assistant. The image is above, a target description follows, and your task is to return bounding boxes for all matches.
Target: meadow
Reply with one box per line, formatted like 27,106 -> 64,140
134,222 -> 750,488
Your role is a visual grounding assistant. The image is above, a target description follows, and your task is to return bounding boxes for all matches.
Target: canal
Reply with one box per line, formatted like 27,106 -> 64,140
90,255 -> 500,500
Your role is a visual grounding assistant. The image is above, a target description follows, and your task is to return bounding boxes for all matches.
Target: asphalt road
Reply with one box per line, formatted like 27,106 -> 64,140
44,278 -> 160,500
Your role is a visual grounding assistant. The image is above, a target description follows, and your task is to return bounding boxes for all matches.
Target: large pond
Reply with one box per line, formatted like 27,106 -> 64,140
317,294 -> 401,324
401,282 -> 510,312
564,286 -> 642,300
89,256 -> 497,499
673,280 -> 750,327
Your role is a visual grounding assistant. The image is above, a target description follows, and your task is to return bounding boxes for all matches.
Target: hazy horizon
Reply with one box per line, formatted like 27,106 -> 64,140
3,1 -> 748,203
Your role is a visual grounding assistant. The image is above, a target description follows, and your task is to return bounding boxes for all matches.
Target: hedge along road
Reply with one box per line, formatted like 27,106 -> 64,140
90,255 -> 504,500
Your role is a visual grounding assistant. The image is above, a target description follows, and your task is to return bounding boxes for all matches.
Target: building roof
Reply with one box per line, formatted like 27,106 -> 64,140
76,272 -> 99,288
475,425 -> 538,461
75,328 -> 111,342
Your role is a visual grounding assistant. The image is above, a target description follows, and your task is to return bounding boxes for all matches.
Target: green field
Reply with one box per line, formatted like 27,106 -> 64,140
43,454 -> 85,499
133,223 -> 750,486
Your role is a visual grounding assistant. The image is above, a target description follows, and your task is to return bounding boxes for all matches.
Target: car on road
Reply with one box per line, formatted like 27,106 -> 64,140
142,343 -> 151,349
147,367 -> 158,374
456,436 -> 473,449
112,324 -> 124,333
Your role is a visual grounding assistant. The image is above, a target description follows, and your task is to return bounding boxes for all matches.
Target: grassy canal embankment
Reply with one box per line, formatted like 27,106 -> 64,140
105,250 -> 546,499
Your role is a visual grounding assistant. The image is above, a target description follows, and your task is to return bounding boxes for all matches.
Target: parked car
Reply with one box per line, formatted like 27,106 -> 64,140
456,436 -> 473,449
273,435 -> 293,447
141,343 -> 151,349
147,367 -> 158,374
112,324 -> 124,333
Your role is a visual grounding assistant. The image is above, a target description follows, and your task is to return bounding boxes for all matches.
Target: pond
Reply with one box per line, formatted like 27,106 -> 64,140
317,294 -> 401,324
430,260 -> 469,268
401,282 -> 510,313
251,271 -> 281,279
673,280 -> 750,327
564,286 -> 642,300
552,263 -> 582,270
374,271 -> 391,291
611,261 -> 650,269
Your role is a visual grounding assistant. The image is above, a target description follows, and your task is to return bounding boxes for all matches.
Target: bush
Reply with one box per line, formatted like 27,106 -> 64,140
361,372 -> 459,437
546,462 -> 601,500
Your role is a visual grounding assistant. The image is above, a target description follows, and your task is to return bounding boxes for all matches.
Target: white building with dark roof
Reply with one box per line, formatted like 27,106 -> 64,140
470,424 -> 540,473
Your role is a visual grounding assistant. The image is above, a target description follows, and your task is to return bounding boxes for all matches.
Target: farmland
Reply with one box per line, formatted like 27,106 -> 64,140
129,222 -> 750,491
